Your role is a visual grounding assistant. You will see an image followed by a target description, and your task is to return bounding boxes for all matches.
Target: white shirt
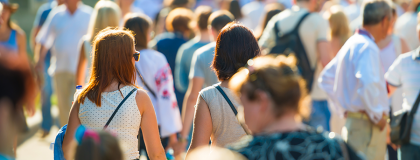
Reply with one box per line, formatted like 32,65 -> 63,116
134,49 -> 182,137
318,31 -> 389,123
395,12 -> 419,50
385,48 -> 420,145
133,0 -> 162,19
241,1 -> 265,31
36,3 -> 92,75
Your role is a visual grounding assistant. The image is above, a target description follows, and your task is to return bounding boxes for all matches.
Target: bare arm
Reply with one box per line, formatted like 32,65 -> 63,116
317,41 -> 333,67
62,102 -> 81,160
388,84 -> 397,97
76,43 -> 87,85
34,43 -> 49,72
136,90 -> 166,160
185,96 -> 212,158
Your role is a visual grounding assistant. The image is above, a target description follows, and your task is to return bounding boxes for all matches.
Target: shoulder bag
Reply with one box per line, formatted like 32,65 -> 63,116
390,91 -> 420,145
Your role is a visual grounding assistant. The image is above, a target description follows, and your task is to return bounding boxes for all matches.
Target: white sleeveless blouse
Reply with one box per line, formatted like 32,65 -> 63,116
78,85 -> 141,159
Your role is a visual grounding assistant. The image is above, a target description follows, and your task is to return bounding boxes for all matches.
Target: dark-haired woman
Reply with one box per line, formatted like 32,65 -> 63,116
62,28 -> 166,160
123,13 -> 182,155
185,23 -> 260,157
228,55 -> 362,160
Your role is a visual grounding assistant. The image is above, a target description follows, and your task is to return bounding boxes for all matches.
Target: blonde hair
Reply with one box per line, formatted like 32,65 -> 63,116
230,55 -> 310,119
86,0 -> 121,42
327,6 -> 351,47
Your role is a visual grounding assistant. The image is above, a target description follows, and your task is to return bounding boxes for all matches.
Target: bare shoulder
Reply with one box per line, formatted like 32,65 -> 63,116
135,89 -> 150,101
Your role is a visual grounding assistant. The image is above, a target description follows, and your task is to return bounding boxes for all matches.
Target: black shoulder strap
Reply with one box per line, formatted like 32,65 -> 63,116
214,85 -> 251,135
293,12 -> 311,32
274,12 -> 311,37
135,64 -> 157,99
409,91 -> 420,117
103,88 -> 137,129
215,85 -> 238,115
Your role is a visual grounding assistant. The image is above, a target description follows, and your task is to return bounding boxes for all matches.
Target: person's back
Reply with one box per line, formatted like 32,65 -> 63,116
150,8 -> 193,109
190,42 -> 219,87
259,1 -> 331,131
199,85 -> 246,147
175,6 -> 212,92
78,85 -> 140,159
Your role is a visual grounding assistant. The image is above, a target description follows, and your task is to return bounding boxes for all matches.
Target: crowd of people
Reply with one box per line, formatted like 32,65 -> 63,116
1,0 -> 420,159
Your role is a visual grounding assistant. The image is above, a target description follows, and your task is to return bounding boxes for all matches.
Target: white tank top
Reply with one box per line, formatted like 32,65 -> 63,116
78,85 -> 141,159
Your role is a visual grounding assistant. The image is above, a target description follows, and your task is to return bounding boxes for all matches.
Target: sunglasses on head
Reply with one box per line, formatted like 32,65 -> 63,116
133,51 -> 140,61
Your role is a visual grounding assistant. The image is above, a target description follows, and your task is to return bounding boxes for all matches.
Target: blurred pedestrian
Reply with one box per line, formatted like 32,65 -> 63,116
74,126 -> 123,160
386,12 -> 420,160
319,1 -> 392,159
377,6 -> 410,113
150,8 -> 194,111
175,6 -> 212,94
35,0 -> 93,128
0,56 -> 36,160
132,0 -> 163,20
31,0 -> 64,138
154,0 -> 194,36
175,11 -> 233,156
241,0 -> 266,31
221,0 -> 243,21
185,22 -> 260,158
62,28 -> 166,160
228,55 -> 362,160
123,13 -> 182,156
324,5 -> 351,56
395,0 -> 420,50
259,0 -> 333,131
76,0 -> 121,86
115,0 -> 143,26
0,0 -> 29,67
254,3 -> 284,40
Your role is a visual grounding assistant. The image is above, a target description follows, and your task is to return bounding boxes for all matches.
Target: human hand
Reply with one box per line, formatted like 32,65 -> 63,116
173,140 -> 187,156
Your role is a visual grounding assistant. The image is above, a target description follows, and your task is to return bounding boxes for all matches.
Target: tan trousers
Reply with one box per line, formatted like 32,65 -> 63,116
342,116 -> 387,160
53,72 -> 75,127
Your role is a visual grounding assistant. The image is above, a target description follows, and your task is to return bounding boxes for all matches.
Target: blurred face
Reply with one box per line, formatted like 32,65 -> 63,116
64,0 -> 79,8
239,88 -> 272,134
379,15 -> 392,41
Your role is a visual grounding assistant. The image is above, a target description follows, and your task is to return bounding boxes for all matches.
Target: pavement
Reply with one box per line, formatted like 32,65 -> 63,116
16,107 -> 59,160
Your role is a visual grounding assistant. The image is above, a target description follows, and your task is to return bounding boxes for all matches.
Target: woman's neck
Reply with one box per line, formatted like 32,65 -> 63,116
103,80 -> 126,92
259,114 -> 302,135
220,79 -> 230,88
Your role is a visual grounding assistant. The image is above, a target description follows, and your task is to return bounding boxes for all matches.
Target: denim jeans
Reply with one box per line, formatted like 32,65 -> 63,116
304,100 -> 331,131
41,51 -> 53,132
399,143 -> 420,160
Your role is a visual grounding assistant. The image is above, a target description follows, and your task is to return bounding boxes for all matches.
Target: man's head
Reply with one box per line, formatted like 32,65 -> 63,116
207,10 -> 234,41
295,0 -> 325,12
194,5 -> 213,32
362,0 -> 392,41
166,8 -> 194,38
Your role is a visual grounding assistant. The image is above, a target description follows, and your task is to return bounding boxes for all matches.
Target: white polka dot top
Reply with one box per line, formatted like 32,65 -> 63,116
79,85 -> 141,160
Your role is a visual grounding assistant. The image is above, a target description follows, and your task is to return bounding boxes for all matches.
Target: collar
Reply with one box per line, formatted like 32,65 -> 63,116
413,47 -> 420,60
355,29 -> 375,41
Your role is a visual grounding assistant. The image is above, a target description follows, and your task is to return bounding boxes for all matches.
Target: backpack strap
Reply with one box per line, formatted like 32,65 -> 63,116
293,12 -> 311,32
214,85 -> 250,135
103,88 -> 137,129
274,12 -> 311,38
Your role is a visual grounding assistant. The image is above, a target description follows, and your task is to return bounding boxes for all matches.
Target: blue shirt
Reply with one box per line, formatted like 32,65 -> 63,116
175,37 -> 209,92
150,32 -> 188,109
189,42 -> 219,87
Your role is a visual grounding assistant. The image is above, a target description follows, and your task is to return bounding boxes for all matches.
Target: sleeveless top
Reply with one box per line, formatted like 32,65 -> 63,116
78,85 -> 141,159
0,30 -> 18,52
199,85 -> 247,148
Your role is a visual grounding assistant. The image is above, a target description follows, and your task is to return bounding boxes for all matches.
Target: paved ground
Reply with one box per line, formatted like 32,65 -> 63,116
16,107 -> 59,160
